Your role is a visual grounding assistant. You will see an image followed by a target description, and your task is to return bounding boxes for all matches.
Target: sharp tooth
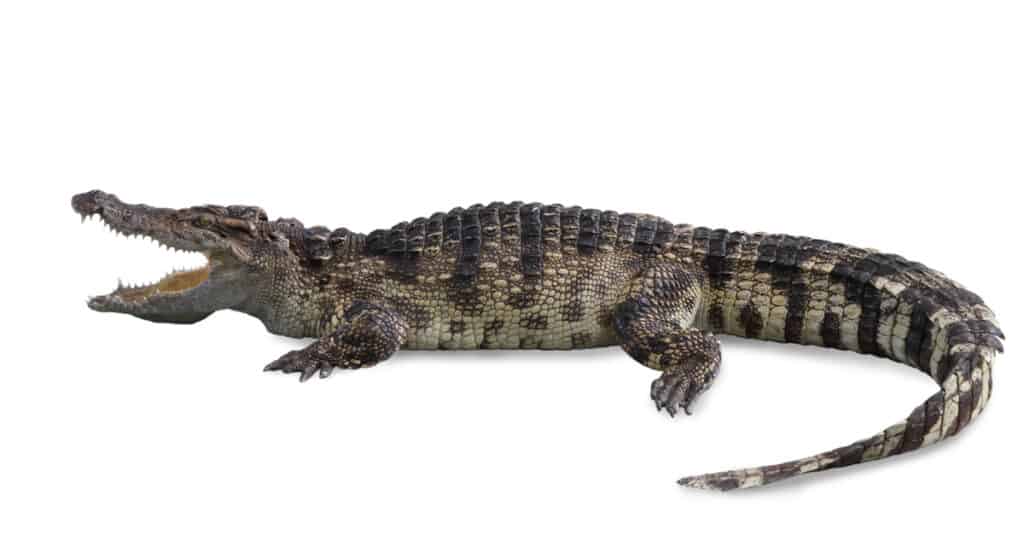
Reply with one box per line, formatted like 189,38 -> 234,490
80,214 -> 86,223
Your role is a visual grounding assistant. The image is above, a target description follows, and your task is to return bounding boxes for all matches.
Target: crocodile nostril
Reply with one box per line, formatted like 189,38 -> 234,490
71,190 -> 121,216
71,190 -> 103,215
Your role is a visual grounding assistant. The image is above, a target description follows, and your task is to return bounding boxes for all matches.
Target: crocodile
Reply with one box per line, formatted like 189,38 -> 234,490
70,190 -> 1005,490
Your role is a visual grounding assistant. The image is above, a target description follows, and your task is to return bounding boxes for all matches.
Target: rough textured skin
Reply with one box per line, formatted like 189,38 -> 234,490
71,192 -> 1006,490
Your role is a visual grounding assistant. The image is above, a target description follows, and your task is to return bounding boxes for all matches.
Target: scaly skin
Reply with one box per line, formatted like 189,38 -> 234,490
71,191 -> 1005,490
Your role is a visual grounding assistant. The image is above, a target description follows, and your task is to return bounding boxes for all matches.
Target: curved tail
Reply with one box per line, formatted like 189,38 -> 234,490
681,298 -> 1004,490
671,224 -> 1008,490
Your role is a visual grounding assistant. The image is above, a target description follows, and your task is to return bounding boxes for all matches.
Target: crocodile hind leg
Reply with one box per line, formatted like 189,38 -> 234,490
612,262 -> 721,416
264,301 -> 408,381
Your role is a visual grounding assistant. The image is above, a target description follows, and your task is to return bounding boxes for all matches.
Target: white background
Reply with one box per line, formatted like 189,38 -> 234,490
2,1 -> 1021,533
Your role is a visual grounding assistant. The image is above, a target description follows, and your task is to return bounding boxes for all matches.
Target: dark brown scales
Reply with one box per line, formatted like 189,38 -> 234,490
70,191 -> 1005,491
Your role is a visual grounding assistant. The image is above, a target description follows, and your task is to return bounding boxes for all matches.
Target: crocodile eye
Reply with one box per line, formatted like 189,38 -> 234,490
195,214 -> 215,227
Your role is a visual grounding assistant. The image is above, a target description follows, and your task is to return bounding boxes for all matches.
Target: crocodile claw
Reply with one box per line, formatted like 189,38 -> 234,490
264,349 -> 336,382
651,367 -> 713,416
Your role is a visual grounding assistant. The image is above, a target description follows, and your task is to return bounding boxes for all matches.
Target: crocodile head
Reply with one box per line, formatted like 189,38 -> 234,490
71,190 -> 292,323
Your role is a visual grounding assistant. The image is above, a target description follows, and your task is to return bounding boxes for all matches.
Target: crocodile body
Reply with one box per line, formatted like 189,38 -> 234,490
71,191 -> 1005,490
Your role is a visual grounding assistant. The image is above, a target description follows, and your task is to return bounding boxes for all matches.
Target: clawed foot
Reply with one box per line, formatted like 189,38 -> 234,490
264,349 -> 336,382
651,365 -> 718,417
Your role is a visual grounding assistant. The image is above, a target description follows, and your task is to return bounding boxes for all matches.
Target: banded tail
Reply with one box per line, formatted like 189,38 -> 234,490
677,229 -> 1006,490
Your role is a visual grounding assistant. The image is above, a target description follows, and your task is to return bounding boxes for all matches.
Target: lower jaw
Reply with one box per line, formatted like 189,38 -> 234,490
91,264 -> 212,311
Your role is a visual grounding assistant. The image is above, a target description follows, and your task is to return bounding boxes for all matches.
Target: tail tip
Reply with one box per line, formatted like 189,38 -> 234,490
677,473 -> 744,492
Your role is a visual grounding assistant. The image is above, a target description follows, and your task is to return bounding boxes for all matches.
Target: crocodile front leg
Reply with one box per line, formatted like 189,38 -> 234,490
264,301 -> 408,381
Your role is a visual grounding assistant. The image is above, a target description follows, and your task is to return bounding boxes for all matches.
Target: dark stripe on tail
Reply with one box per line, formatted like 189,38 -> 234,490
679,303 -> 1003,490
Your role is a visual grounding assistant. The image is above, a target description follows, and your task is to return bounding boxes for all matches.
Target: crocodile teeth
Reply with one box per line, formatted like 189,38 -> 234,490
83,214 -> 209,295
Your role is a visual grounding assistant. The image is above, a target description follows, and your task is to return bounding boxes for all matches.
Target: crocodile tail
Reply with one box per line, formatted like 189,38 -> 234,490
680,303 -> 1005,491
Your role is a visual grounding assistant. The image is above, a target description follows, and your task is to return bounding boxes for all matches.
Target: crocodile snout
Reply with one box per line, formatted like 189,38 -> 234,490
72,190 -> 119,216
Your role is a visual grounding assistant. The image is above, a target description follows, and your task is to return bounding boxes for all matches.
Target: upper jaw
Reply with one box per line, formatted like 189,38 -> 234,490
71,190 -> 209,253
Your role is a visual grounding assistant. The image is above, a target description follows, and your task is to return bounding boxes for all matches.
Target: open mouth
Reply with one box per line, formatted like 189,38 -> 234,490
72,189 -> 255,320
78,211 -> 212,310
